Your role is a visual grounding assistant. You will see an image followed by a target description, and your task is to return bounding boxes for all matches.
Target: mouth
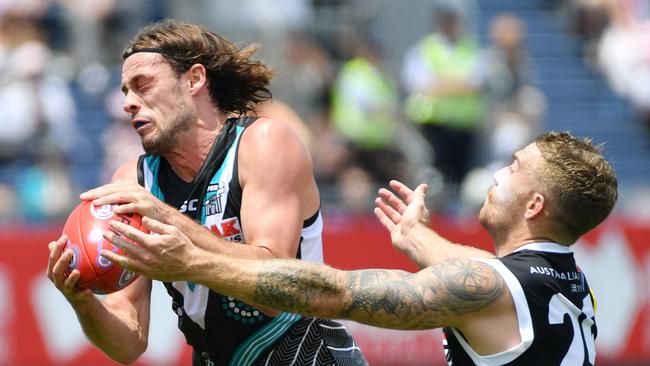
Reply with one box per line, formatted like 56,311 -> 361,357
131,119 -> 150,131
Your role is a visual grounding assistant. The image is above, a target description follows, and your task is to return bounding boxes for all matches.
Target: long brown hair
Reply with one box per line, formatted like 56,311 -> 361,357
123,19 -> 275,115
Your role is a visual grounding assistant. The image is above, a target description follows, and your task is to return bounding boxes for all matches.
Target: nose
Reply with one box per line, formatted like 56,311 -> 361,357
122,91 -> 140,115
493,166 -> 508,182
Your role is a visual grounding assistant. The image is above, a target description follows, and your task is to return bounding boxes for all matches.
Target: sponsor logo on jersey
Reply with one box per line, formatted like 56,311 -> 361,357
180,198 -> 199,213
204,184 -> 224,217
530,266 -> 581,281
204,194 -> 223,216
90,204 -> 115,219
209,217 -> 242,242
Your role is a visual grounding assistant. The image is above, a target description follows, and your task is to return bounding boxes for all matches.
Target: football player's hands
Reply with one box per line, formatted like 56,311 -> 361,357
102,216 -> 203,283
47,234 -> 94,304
81,181 -> 174,224
374,180 -> 430,255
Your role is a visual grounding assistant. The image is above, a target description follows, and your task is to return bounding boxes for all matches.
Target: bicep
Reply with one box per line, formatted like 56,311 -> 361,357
420,258 -> 507,328
238,120 -> 316,258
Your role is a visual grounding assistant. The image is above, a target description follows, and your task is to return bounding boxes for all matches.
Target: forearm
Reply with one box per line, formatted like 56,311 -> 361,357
190,255 -> 436,330
71,297 -> 147,364
404,224 -> 494,268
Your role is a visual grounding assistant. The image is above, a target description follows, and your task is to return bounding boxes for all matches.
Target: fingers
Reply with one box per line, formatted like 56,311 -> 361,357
80,182 -> 120,200
141,216 -> 174,235
88,192 -> 135,207
100,250 -> 133,271
51,249 -> 74,288
101,230 -> 144,273
375,196 -> 402,224
373,207 -> 396,232
62,269 -> 81,293
47,235 -> 68,278
389,180 -> 418,204
413,184 -> 429,202
112,203 -> 137,215
378,188 -> 407,214
80,182 -> 142,205
103,225 -> 147,257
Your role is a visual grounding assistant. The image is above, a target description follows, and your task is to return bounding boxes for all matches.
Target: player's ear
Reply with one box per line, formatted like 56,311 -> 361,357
524,192 -> 545,220
187,63 -> 207,94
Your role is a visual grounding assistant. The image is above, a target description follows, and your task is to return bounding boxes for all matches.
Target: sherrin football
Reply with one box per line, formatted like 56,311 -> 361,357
61,200 -> 148,294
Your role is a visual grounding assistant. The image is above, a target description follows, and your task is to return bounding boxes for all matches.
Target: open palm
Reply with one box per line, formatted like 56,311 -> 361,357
374,180 -> 429,255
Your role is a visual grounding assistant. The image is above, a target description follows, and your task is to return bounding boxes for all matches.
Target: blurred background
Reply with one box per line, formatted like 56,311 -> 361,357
0,0 -> 649,365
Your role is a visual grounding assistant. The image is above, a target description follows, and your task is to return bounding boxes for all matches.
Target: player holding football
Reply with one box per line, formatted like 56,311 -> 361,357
47,20 -> 366,366
103,132 -> 616,366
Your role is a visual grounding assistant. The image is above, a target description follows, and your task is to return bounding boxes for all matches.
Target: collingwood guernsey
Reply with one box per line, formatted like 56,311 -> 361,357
443,242 -> 597,366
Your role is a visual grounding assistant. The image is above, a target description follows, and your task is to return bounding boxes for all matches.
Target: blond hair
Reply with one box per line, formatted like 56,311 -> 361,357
535,131 -> 618,241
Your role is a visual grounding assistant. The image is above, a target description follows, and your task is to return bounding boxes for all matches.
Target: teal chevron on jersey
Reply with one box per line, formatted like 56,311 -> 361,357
229,312 -> 302,366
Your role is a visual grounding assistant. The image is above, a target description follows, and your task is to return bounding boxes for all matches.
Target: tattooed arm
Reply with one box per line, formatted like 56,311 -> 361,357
190,255 -> 508,331
104,218 -> 512,335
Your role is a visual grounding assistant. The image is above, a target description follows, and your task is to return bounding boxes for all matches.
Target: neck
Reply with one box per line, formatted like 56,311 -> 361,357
493,230 -> 565,257
164,111 -> 229,182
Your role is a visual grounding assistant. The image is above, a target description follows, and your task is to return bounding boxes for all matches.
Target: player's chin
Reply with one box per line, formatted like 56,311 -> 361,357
484,187 -> 494,204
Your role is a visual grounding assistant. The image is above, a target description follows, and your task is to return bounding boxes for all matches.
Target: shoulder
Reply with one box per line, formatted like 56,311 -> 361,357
242,117 -> 304,143
111,158 -> 140,183
237,116 -> 315,190
239,117 -> 310,163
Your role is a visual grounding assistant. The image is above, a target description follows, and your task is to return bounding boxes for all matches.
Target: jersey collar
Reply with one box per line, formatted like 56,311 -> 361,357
514,242 -> 573,254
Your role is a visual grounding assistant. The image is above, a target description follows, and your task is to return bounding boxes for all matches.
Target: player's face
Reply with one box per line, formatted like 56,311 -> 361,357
121,52 -> 196,155
479,143 -> 543,233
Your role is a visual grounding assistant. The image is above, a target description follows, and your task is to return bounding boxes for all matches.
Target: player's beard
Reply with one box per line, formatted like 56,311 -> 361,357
142,102 -> 195,155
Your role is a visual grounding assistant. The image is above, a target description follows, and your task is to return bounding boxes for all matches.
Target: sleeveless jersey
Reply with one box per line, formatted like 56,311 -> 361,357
137,117 -> 366,366
443,242 -> 597,366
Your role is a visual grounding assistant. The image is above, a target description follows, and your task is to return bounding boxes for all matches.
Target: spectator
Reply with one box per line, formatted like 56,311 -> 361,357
0,15 -> 78,164
401,2 -> 486,192
561,0 -> 611,62
330,26 -> 405,186
482,13 -> 545,166
15,146 -> 75,222
280,31 -> 334,124
0,184 -> 17,223
460,14 -> 546,213
597,0 -> 650,132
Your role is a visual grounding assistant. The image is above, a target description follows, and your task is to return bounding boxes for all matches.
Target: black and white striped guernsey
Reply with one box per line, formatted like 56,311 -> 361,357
137,116 -> 367,366
443,242 -> 597,366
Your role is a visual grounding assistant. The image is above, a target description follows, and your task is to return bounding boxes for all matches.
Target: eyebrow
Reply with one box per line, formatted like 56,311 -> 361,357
121,74 -> 147,95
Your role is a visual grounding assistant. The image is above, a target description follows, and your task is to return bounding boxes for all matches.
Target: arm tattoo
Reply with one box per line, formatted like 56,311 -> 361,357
431,258 -> 505,315
254,261 -> 341,314
252,258 -> 505,330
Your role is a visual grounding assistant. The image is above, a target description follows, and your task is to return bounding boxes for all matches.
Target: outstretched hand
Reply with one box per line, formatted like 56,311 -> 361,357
374,180 -> 430,255
101,216 -> 204,282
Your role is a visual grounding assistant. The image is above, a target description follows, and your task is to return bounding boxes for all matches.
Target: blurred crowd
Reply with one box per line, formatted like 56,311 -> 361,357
0,0 -> 648,223
557,0 -> 650,135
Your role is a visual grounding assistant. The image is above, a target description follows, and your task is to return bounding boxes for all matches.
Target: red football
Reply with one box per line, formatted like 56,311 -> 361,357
61,201 -> 148,294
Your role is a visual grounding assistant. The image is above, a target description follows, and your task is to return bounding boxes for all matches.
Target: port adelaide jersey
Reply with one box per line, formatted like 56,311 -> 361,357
443,242 -> 597,366
137,117 -> 327,366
